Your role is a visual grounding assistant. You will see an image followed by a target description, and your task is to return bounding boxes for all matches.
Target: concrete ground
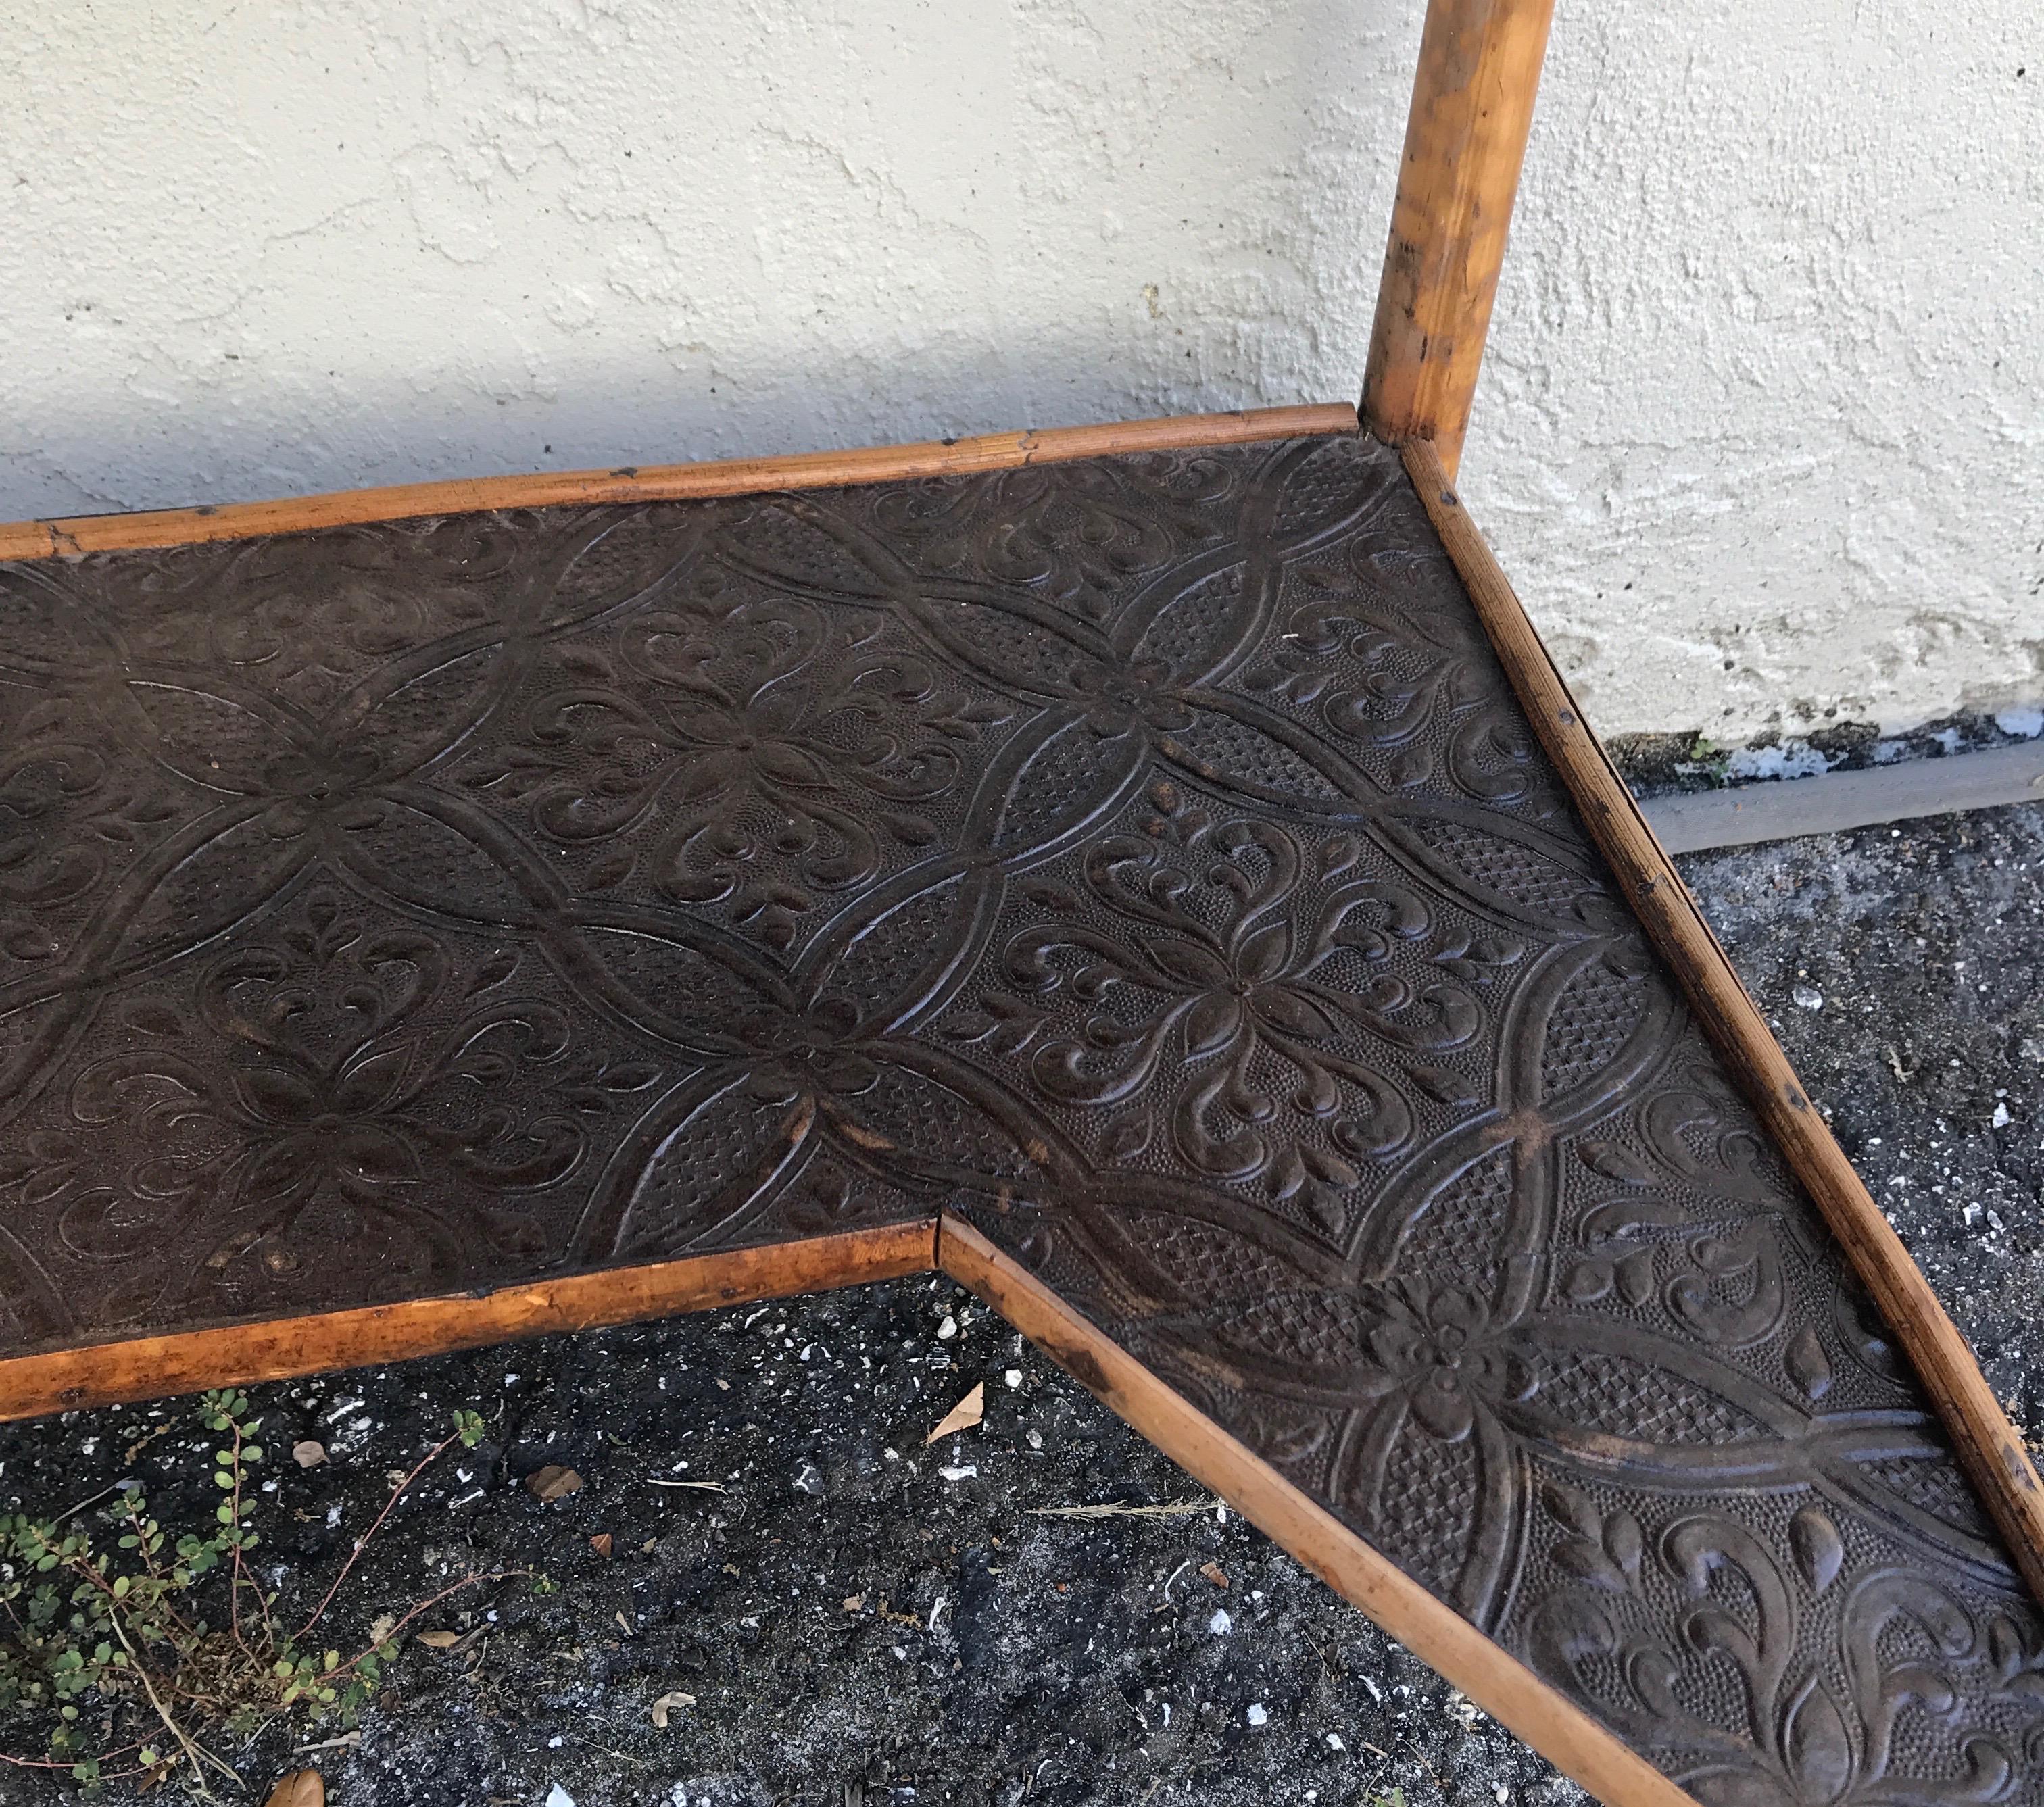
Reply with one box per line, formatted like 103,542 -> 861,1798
1,801 -> 2040,1806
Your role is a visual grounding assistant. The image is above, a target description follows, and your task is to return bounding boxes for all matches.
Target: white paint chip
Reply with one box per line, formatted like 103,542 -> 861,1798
1726,742 -> 1830,785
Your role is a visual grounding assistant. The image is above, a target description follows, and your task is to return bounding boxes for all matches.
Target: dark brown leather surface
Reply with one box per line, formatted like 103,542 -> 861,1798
2,435 -> 2039,1802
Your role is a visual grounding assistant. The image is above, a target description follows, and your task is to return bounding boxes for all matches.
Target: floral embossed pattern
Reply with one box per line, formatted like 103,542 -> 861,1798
0,436 -> 2037,1802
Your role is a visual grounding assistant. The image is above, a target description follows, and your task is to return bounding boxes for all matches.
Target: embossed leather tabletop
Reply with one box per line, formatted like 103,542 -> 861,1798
1,433 -> 2038,1802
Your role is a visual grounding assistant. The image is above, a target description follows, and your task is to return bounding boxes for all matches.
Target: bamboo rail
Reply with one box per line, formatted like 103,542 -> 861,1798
0,405 -> 1359,562
1402,435 -> 2044,1606
1362,0 -> 1557,476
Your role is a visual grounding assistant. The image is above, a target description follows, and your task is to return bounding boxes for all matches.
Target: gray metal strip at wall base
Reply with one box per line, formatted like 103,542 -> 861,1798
1642,742 -> 2044,853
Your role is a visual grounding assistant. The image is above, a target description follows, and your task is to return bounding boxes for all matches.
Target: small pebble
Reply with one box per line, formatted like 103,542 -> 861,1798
1792,985 -> 1823,1011
1209,1608 -> 1232,1635
1246,1702 -> 1267,1727
936,1315 -> 958,1341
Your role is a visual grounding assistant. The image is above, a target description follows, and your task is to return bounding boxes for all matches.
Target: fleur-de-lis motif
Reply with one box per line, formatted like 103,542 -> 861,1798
733,993 -> 879,1106
1530,1500 -> 2044,1807
49,891 -> 654,1301
1367,1280 -> 1538,1443
507,593 -> 986,946
998,792 -> 1479,1230
1065,654 -> 1194,739
258,742 -> 389,839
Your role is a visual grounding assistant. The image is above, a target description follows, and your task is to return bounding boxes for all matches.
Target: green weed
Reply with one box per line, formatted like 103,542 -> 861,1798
0,1393 -> 508,1792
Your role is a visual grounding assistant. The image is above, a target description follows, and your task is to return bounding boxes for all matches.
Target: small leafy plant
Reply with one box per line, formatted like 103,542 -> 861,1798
0,1392 -> 507,1791
1684,733 -> 1732,784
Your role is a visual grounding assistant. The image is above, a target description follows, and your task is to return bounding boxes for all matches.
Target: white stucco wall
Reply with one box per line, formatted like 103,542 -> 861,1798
3,1 -> 2038,745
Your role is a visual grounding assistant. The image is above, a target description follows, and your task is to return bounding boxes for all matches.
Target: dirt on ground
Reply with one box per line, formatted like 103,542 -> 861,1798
1,800 -> 2040,1807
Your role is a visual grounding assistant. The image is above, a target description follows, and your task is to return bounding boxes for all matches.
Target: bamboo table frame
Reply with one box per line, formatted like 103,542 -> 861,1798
1,6 -> 2039,1806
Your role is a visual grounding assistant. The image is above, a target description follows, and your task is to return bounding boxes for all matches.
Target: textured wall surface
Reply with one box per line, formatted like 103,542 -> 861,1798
1462,1 -> 2044,745
2,0 -> 2037,743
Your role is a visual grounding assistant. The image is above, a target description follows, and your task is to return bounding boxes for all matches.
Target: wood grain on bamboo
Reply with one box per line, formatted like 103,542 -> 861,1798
0,1222 -> 934,1424
1362,0 -> 1557,476
0,405 -> 1358,563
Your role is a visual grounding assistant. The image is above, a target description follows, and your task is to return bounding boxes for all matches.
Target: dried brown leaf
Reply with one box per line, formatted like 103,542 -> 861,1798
589,1533 -> 614,1558
650,1689 -> 696,1729
291,1441 -> 326,1468
263,1771 -> 326,1807
526,1464 -> 584,1502
925,1382 -> 986,1445
416,1630 -> 462,1650
1199,1561 -> 1230,1589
